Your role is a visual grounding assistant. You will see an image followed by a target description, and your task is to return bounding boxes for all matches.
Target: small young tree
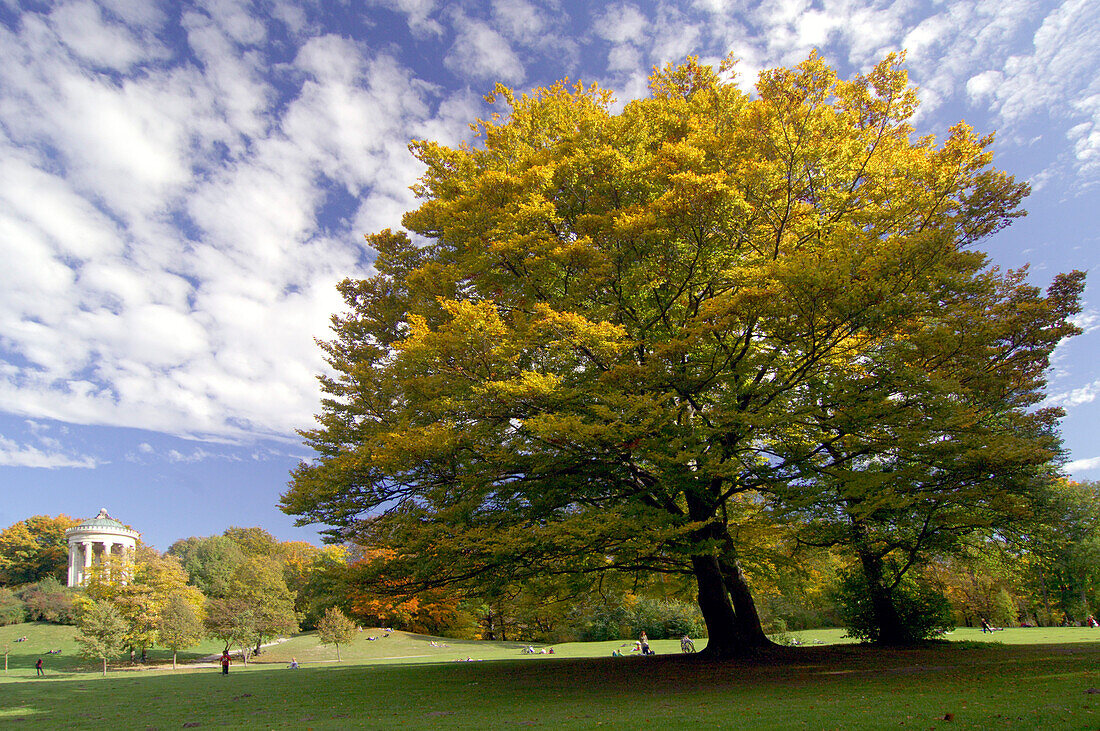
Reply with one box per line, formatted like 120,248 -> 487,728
204,596 -> 257,662
3,643 -> 10,674
76,599 -> 128,676
316,606 -> 356,661
159,594 -> 205,669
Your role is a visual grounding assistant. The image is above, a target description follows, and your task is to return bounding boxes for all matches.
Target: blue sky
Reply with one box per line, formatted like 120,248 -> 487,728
1,0 -> 1098,551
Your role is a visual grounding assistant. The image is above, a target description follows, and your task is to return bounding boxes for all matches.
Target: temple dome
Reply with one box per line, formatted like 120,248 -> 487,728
66,508 -> 140,540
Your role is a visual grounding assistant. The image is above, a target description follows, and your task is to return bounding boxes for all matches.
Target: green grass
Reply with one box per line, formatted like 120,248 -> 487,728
0,621 -> 228,673
3,623 -> 1099,729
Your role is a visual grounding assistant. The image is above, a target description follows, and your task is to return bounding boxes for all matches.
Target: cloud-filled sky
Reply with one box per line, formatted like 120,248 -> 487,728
1,0 -> 1098,550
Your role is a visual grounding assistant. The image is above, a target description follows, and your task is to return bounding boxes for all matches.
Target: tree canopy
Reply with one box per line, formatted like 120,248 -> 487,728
282,53 -> 1083,656
0,515 -> 79,586
76,598 -> 128,676
315,605 -> 357,661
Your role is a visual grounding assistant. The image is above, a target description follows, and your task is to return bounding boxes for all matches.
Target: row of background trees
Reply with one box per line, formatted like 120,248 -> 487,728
2,480 -> 1098,654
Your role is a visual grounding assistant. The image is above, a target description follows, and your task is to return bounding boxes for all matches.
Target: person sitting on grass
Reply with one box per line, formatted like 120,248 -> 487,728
289,658 -> 299,669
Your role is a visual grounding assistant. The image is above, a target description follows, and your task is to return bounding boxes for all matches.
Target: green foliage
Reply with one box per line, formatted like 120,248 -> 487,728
167,535 -> 246,598
284,544 -> 348,630
835,572 -> 953,644
203,596 -> 256,659
16,577 -> 77,624
991,588 -> 1019,627
223,527 -> 282,559
75,598 -> 128,675
580,596 -> 705,642
0,515 -> 79,586
0,587 -> 25,626
757,593 -> 842,633
228,556 -> 299,654
315,606 -> 357,660
158,594 -> 205,669
1016,479 -> 1100,624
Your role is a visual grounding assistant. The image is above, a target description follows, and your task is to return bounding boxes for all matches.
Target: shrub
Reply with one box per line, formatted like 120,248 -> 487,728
835,571 -> 953,644
0,587 -> 24,626
17,577 -> 78,624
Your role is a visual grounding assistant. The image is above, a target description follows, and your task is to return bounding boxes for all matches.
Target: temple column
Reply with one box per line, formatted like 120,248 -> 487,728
106,542 -> 118,581
66,542 -> 76,587
81,541 -> 93,585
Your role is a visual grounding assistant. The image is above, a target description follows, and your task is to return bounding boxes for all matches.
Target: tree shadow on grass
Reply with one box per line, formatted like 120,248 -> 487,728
3,642 -> 1100,728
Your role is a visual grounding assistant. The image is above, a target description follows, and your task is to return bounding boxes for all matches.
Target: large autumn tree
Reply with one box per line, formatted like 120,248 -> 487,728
282,53 -> 1082,657
0,515 -> 79,586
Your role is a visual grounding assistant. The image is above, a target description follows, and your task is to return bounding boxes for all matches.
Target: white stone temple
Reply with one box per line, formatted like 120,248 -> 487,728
65,509 -> 140,587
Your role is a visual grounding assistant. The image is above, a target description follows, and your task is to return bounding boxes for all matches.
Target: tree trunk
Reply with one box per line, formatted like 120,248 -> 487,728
692,554 -> 742,658
172,651 -> 177,670
686,501 -> 776,658
850,520 -> 906,644
102,657 -> 107,676
718,551 -> 774,649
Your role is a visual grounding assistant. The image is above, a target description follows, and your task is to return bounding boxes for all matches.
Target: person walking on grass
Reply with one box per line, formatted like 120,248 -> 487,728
35,658 -> 43,676
221,650 -> 230,675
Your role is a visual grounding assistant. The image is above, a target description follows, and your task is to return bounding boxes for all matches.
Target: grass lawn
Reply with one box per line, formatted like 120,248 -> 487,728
2,623 -> 1099,729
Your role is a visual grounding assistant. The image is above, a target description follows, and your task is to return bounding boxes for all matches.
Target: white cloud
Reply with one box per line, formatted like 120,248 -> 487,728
0,435 -> 98,469
1045,380 -> 1100,408
445,11 -> 526,84
1070,309 -> 1100,335
1065,455 -> 1100,473
167,446 -> 241,463
0,4 -> 462,443
49,0 -> 152,71
197,0 -> 267,45
491,0 -> 547,43
594,3 -> 649,45
368,0 -> 444,37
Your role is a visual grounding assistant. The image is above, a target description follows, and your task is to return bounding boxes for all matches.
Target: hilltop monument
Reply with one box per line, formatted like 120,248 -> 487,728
65,508 -> 140,587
